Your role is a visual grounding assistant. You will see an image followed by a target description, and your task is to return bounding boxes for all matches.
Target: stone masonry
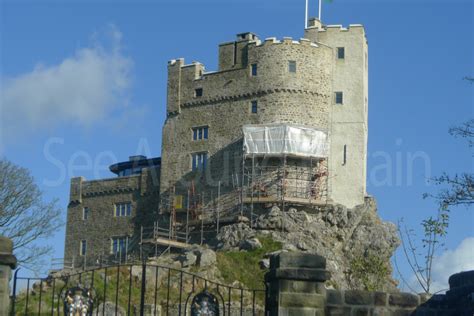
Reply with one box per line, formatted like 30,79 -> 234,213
266,252 -> 474,316
0,236 -> 17,316
64,164 -> 160,268
161,18 -> 368,209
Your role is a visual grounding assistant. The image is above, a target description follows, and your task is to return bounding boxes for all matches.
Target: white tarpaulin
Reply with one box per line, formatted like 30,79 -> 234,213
243,124 -> 329,158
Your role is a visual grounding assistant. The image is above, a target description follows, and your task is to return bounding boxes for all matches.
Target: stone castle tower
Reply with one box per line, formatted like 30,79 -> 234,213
160,18 -> 368,210
63,18 -> 369,266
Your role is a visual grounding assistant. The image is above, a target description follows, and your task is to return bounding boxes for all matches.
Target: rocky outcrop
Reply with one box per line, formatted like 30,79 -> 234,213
216,197 -> 400,291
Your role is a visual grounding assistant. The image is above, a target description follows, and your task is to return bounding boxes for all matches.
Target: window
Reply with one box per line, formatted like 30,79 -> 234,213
337,47 -> 345,59
335,92 -> 344,104
195,88 -> 203,97
251,100 -> 258,114
118,167 -> 142,177
192,126 -> 209,141
192,152 -> 207,171
288,60 -> 297,73
251,64 -> 258,76
115,202 -> 132,217
80,240 -> 87,256
82,207 -> 89,220
343,145 -> 347,165
111,236 -> 127,254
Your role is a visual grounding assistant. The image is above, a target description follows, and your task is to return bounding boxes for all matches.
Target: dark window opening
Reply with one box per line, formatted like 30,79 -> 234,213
195,88 -> 203,97
335,92 -> 344,104
192,152 -> 208,171
111,237 -> 127,254
83,207 -> 89,220
343,145 -> 347,165
337,47 -> 345,59
233,42 -> 238,65
192,126 -> 209,140
251,64 -> 257,76
251,101 -> 258,113
80,240 -> 87,256
115,202 -> 132,217
288,60 -> 297,73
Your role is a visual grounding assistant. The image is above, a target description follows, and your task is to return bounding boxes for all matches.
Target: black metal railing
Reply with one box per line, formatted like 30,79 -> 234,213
11,263 -> 266,315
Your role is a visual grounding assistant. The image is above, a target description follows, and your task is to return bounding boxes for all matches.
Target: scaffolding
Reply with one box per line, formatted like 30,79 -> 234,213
142,124 -> 330,253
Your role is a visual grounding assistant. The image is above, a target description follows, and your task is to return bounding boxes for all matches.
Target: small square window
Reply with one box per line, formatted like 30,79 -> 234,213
80,240 -> 87,256
251,64 -> 258,76
251,101 -> 258,113
195,88 -> 203,97
115,203 -> 132,217
288,61 -> 296,73
111,236 -> 127,254
192,126 -> 209,141
337,47 -> 345,59
335,92 -> 344,104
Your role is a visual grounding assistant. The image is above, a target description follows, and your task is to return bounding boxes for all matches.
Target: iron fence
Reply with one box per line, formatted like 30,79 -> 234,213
11,263 -> 266,316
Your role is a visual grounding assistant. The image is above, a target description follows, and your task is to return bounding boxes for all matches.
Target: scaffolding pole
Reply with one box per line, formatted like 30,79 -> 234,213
240,150 -> 245,218
281,155 -> 287,233
186,189 -> 190,243
200,192 -> 204,245
217,181 -> 221,234
250,155 -> 255,228
125,236 -> 129,264
140,225 -> 143,261
154,221 -> 158,257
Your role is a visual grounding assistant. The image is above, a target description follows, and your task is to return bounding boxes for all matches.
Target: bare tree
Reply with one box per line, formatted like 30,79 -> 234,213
0,159 -> 62,270
397,209 -> 449,294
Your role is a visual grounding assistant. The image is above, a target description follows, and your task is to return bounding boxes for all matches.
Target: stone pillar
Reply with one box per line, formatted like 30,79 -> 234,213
265,252 -> 330,316
0,236 -> 17,316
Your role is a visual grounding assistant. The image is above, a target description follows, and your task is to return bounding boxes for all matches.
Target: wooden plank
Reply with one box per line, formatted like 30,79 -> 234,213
142,238 -> 189,249
243,196 -> 326,206
185,215 -> 249,228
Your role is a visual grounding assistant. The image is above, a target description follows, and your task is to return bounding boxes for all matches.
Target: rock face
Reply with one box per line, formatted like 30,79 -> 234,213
216,197 -> 400,291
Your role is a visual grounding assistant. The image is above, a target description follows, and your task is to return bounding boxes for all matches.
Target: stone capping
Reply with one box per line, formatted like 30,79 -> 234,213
266,252 -> 330,283
0,236 -> 17,269
266,268 -> 330,282
181,88 -> 328,108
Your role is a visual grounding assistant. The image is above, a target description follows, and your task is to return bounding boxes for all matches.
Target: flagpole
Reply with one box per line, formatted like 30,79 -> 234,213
319,0 -> 322,20
305,0 -> 309,28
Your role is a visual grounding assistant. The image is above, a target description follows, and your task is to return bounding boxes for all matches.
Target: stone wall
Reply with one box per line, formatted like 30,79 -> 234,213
161,22 -> 368,209
0,236 -> 17,316
266,252 -> 474,316
64,167 -> 160,267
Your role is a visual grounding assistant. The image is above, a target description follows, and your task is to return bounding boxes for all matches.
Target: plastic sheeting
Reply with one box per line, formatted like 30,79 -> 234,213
243,124 -> 329,158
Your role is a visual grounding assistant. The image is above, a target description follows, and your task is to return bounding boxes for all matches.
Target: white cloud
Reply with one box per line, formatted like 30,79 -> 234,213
429,237 -> 474,293
407,237 -> 474,294
0,24 -> 134,142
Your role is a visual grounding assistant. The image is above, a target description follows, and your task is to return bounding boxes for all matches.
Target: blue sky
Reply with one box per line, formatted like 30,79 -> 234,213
1,0 -> 473,291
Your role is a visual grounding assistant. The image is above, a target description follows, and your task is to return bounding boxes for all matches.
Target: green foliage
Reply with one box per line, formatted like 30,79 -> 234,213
348,252 -> 390,291
216,235 -> 282,290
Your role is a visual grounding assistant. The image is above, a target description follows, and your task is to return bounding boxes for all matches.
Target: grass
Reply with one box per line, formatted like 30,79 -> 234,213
216,235 -> 282,290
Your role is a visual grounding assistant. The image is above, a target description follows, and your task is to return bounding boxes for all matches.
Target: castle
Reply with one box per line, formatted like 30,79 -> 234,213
64,18 -> 369,267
